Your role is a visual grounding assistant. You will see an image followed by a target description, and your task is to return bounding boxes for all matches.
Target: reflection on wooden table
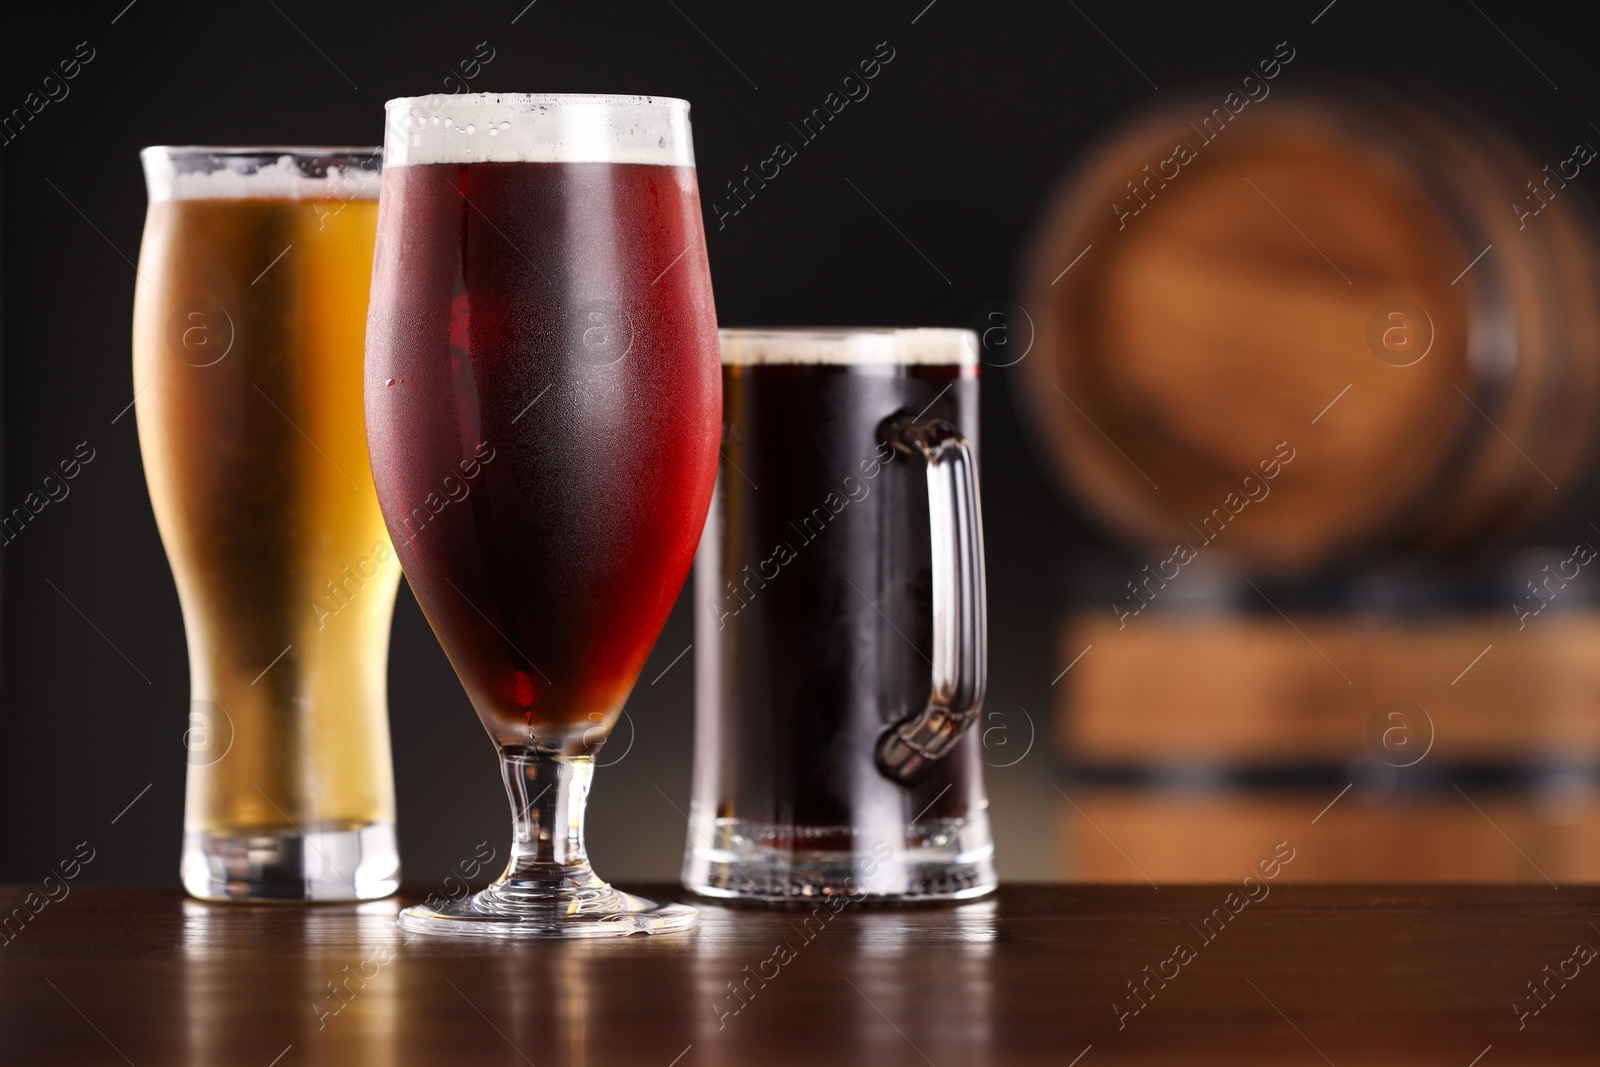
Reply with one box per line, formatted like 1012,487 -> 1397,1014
3,885 -> 1597,1064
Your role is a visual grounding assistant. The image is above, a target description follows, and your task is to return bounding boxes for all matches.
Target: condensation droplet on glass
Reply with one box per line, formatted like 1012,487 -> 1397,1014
466,123 -> 475,135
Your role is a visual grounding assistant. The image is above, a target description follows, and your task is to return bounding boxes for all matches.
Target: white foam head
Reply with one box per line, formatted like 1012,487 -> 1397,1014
141,147 -> 381,203
719,328 -> 980,367
382,93 -> 694,168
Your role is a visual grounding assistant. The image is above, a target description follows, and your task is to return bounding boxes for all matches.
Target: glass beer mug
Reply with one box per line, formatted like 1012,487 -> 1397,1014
684,328 -> 995,901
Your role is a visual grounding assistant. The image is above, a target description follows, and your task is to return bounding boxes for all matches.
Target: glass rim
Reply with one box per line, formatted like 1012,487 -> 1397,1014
720,326 -> 975,341
383,92 -> 689,112
140,145 -> 381,160
718,327 -> 980,368
140,146 -> 382,203
383,93 -> 694,168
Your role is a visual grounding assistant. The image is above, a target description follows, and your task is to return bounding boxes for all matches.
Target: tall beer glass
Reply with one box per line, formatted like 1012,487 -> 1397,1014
365,94 -> 719,937
134,148 -> 401,901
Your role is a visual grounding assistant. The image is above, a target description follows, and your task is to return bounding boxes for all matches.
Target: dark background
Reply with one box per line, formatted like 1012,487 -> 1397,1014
2,0 -> 1596,884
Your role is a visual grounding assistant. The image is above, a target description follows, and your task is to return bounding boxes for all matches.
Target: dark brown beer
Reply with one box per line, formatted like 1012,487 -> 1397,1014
687,330 -> 994,899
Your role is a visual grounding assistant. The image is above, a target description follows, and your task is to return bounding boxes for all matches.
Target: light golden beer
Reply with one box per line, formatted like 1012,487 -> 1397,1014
133,148 -> 399,900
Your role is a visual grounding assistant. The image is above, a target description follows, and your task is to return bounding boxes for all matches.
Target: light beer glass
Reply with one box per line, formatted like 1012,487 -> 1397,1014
134,147 -> 401,901
365,94 -> 719,936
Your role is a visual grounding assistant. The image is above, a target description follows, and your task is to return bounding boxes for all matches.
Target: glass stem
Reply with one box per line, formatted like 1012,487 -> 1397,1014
498,747 -> 602,891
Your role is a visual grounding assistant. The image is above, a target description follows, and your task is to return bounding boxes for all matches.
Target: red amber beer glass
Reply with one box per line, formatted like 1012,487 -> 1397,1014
365,94 -> 719,936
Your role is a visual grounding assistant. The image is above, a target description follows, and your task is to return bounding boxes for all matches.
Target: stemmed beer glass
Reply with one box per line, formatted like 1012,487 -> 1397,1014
364,94 -> 720,935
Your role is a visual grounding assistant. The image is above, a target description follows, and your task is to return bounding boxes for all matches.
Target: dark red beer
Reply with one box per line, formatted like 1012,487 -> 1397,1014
364,160 -> 719,747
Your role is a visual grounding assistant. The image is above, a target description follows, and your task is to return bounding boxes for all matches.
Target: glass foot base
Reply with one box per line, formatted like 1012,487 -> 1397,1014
398,883 -> 698,938
181,823 -> 400,902
683,813 -> 998,903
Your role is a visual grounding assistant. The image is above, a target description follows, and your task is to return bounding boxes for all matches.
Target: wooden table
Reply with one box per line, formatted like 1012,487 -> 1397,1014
2,884 -> 1596,1064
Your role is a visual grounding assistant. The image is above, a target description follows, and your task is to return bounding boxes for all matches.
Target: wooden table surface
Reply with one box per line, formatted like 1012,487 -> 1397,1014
2,883 -> 1596,1065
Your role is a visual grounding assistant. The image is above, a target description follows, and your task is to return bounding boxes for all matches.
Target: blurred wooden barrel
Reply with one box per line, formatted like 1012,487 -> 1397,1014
1058,788 -> 1600,883
1019,86 -> 1600,572
1055,611 -> 1600,882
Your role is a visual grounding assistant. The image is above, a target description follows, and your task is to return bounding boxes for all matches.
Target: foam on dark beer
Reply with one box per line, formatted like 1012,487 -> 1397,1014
718,327 -> 979,367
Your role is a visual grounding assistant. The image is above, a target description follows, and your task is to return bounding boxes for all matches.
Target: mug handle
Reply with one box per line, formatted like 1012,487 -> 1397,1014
875,414 -> 987,784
